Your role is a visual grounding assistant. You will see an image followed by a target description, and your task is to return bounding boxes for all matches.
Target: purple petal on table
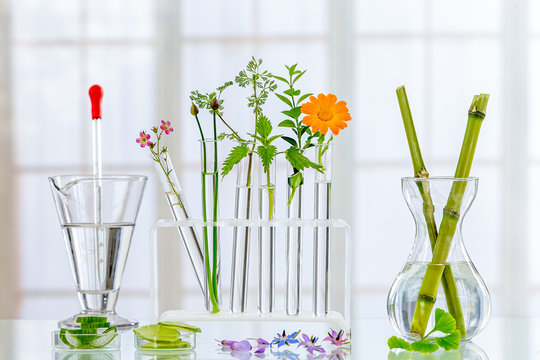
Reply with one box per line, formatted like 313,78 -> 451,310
231,350 -> 252,360
232,340 -> 253,351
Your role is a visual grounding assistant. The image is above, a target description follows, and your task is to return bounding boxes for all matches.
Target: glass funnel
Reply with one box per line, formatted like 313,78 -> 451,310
387,177 -> 491,341
49,174 -> 147,329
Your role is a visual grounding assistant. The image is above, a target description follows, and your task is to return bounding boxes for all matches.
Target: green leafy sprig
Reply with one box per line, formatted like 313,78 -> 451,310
190,81 -> 233,116
273,64 -> 322,204
235,56 -> 277,116
388,309 -> 461,354
221,57 -> 279,180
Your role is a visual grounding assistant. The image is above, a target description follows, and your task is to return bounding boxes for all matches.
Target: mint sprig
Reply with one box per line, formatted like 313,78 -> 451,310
388,309 -> 461,354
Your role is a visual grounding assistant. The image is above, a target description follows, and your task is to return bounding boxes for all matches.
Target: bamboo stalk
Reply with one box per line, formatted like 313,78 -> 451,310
410,94 -> 489,338
396,86 -> 466,337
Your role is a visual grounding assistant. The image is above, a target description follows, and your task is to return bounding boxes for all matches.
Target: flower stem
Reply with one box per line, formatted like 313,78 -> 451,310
410,94 -> 489,338
396,86 -> 466,338
194,113 -> 219,313
212,111 -> 219,311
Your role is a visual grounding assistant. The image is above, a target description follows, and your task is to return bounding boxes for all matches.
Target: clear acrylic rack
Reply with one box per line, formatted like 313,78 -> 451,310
150,218 -> 351,339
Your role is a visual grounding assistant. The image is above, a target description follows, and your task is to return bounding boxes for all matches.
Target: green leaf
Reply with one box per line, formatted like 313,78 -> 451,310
285,148 -> 323,172
281,136 -> 298,147
257,145 -> 277,170
387,350 -> 413,360
439,350 -> 461,360
293,70 -> 306,84
288,171 -> 303,189
276,94 -> 293,107
288,64 -> 298,76
278,120 -> 296,128
297,93 -> 314,104
267,134 -> 282,144
411,341 -> 439,353
256,115 -> 273,140
387,336 -> 412,351
272,75 -> 289,84
434,331 -> 461,351
433,308 -> 456,334
284,88 -> 301,97
282,107 -> 302,120
221,144 -> 249,176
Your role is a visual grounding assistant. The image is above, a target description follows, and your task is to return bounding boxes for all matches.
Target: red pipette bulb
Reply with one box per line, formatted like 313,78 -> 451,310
89,85 -> 103,119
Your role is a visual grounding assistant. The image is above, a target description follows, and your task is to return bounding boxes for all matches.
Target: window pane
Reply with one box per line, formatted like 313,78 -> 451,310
430,39 -> 502,160
528,39 -> 540,159
355,39 -> 425,162
180,0 -> 253,37
12,0 -> 80,40
431,0 -> 501,33
12,47 -> 81,167
258,0 -> 328,35
86,0 -> 155,40
355,0 -> 425,33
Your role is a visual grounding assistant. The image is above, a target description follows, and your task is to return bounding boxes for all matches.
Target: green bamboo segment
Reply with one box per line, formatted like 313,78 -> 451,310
410,94 -> 489,338
396,86 -> 466,338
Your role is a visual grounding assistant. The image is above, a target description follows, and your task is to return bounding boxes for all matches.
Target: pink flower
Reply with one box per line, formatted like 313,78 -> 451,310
136,131 -> 152,148
323,329 -> 349,347
160,120 -> 174,134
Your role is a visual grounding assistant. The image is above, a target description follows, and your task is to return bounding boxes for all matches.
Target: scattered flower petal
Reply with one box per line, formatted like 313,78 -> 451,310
232,340 -> 252,351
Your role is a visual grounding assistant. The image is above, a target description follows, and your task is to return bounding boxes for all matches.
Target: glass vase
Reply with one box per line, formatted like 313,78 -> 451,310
313,143 -> 332,315
153,153 -> 206,298
258,161 -> 276,314
387,177 -> 491,341
230,154 -> 254,313
200,139 -> 221,313
49,174 -> 147,329
286,166 -> 303,316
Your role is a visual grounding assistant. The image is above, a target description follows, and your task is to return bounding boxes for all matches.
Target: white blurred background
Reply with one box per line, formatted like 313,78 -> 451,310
0,0 -> 536,323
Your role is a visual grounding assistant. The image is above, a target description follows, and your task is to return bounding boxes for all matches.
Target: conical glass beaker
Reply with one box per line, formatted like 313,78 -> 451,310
49,174 -> 147,329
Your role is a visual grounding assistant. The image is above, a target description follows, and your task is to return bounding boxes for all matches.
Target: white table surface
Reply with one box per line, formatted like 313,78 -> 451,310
0,317 -> 537,359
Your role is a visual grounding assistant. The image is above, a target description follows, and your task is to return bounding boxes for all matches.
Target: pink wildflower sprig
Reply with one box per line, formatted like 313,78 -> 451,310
323,329 -> 350,347
136,121 -> 183,210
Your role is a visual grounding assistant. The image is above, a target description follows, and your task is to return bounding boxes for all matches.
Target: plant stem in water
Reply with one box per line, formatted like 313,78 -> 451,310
410,94 -> 489,338
396,86 -> 466,338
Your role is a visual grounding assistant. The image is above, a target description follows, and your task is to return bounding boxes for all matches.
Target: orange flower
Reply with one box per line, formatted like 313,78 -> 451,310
301,94 -> 351,135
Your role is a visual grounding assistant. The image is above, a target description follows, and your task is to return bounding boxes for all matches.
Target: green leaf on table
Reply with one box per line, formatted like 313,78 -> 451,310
388,350 -> 413,360
285,147 -> 323,172
435,331 -> 461,351
433,308 -> 456,334
411,341 -> 439,353
388,336 -> 412,351
221,144 -> 249,176
439,350 -> 462,360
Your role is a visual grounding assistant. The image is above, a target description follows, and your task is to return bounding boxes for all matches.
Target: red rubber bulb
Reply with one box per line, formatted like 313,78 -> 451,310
89,85 -> 103,119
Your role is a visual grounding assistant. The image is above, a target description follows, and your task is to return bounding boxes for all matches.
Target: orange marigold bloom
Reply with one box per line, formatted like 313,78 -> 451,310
301,94 -> 351,135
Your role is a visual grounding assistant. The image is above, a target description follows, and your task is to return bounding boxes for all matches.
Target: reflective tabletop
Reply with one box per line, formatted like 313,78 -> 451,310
0,317 -> 536,359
